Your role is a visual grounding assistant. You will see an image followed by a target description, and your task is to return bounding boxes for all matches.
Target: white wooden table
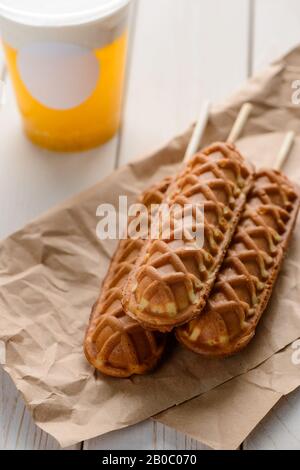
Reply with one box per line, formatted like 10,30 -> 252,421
1,0 -> 300,450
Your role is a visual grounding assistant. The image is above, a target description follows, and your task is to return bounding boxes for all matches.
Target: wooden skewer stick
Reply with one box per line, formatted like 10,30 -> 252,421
227,103 -> 253,144
274,131 -> 295,171
183,100 -> 211,162
184,101 -> 253,165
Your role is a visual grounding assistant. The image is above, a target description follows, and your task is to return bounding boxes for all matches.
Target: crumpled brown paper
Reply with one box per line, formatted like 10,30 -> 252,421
1,46 -> 300,449
156,342 -> 300,450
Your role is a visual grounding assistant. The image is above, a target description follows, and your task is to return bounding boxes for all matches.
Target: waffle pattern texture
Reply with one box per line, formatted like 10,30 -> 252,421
84,179 -> 171,377
176,169 -> 300,356
123,143 -> 254,332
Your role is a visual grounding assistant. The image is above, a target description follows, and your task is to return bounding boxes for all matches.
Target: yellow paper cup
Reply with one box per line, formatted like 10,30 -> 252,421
0,0 -> 131,151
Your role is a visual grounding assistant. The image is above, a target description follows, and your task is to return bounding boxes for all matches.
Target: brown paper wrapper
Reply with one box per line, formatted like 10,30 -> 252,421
1,46 -> 300,448
156,343 -> 300,450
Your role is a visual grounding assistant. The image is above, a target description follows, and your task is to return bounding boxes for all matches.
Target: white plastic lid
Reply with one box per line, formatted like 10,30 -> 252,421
0,0 -> 130,27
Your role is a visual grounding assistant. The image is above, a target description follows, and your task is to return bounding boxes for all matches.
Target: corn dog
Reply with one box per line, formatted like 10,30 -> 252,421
84,179 -> 170,377
123,142 -> 255,332
176,169 -> 300,356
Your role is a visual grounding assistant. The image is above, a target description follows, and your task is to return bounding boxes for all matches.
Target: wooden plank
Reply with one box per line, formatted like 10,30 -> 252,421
244,0 -> 300,450
118,0 -> 251,164
252,0 -> 300,71
85,0 -> 251,451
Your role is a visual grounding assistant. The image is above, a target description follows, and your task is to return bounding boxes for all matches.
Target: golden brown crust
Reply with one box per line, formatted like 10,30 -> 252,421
84,179 -> 171,378
176,170 -> 300,356
123,143 -> 255,332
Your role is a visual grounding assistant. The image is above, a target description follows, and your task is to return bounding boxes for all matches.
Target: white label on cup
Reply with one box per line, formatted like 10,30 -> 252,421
17,42 -> 100,110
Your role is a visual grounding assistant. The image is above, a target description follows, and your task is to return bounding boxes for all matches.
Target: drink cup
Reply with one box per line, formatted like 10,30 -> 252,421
0,0 -> 131,151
